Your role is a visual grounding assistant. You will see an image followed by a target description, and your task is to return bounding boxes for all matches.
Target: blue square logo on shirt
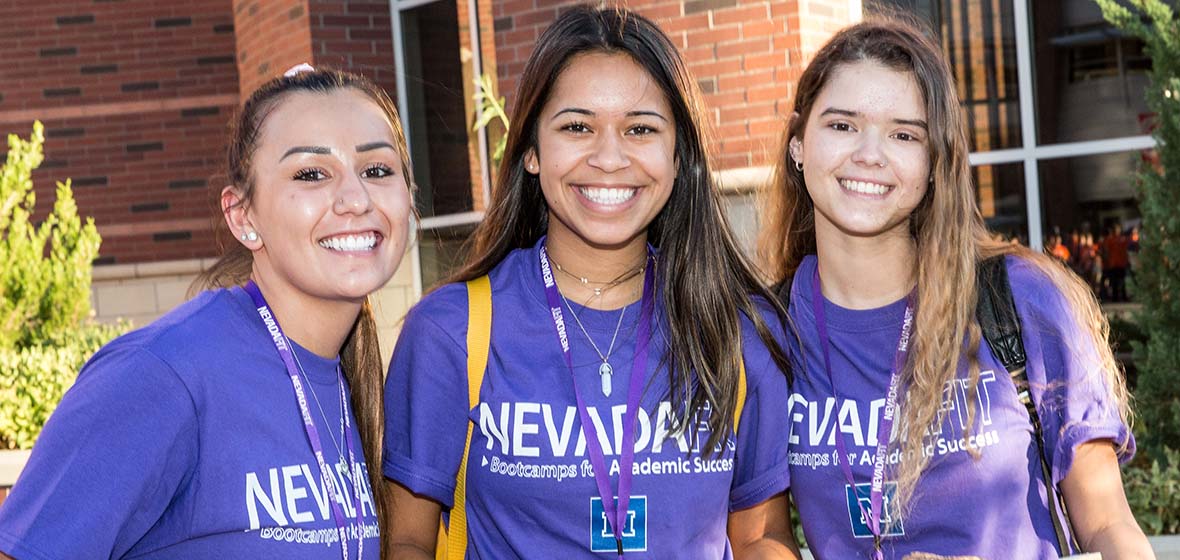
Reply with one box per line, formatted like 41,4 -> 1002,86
845,483 -> 904,538
590,495 -> 647,552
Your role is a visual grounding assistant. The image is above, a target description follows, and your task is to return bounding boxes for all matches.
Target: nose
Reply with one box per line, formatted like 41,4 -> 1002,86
851,130 -> 888,168
586,131 -> 631,172
334,172 -> 373,215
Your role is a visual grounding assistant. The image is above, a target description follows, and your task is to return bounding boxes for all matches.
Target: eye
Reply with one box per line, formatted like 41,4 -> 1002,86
627,124 -> 659,136
362,163 -> 395,179
293,168 -> 327,182
829,122 -> 854,132
893,131 -> 921,142
560,121 -> 591,134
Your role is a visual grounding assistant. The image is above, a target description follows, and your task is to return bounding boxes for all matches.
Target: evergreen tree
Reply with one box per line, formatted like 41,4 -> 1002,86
1097,0 -> 1180,458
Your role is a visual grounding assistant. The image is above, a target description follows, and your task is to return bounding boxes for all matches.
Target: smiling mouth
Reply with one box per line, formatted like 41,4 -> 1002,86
576,186 -> 637,206
839,179 -> 893,196
318,232 -> 380,252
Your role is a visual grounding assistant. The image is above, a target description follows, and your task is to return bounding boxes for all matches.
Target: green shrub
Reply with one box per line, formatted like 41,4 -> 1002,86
0,322 -> 124,449
0,122 -> 126,449
1124,446 -> 1180,535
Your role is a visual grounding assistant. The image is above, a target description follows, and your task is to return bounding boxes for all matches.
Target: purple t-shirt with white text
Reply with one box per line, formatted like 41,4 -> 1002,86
383,240 -> 792,558
785,255 -> 1133,559
0,288 -> 379,560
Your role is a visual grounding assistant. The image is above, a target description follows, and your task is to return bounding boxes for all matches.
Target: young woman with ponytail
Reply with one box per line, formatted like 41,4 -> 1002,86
0,67 -> 411,559
761,18 -> 1151,559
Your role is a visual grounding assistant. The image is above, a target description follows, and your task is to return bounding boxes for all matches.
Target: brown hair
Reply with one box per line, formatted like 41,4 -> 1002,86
758,18 -> 1132,512
194,68 -> 411,555
449,5 -> 792,452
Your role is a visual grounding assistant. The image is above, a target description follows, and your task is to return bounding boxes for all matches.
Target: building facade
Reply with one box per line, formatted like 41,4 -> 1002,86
0,0 -> 1151,346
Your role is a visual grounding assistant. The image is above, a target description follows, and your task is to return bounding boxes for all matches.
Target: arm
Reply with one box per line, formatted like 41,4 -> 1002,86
728,492 -> 802,560
1060,440 -> 1153,559
387,480 -> 443,560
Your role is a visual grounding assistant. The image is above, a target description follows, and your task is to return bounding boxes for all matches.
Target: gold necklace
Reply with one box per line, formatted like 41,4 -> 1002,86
550,257 -> 645,297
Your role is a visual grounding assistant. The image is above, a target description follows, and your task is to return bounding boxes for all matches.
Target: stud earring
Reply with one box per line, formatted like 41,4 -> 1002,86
241,231 -> 259,242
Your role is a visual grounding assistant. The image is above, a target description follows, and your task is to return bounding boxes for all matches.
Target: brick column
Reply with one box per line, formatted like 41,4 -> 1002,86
233,0 -> 314,96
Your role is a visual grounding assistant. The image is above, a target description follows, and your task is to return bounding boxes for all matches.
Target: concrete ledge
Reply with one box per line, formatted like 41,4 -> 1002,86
716,165 -> 773,193
92,258 -> 215,281
0,450 -> 31,487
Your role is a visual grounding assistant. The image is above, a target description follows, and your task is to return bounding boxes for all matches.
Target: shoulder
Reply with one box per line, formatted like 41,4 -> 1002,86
1000,254 -> 1087,334
99,288 -> 248,369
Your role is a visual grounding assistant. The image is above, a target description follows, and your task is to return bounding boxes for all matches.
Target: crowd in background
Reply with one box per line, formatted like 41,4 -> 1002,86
1044,223 -> 1139,303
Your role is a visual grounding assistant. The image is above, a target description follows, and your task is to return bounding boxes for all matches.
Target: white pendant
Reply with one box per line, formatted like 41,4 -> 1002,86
599,362 -> 613,397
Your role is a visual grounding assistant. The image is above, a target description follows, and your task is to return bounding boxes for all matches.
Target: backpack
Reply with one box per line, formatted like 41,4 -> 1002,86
436,276 -> 749,559
774,255 -> 1080,556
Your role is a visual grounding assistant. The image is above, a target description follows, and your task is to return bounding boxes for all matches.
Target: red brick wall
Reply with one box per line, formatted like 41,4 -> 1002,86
308,0 -> 398,99
233,0 -> 314,96
0,1 -> 238,264
491,0 -> 857,170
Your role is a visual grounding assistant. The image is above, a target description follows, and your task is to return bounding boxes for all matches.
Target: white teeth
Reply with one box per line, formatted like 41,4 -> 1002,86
840,179 -> 891,195
578,187 -> 636,205
318,233 -> 377,252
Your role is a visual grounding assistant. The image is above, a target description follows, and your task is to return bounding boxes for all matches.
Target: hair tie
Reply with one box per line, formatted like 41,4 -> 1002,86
283,63 -> 315,78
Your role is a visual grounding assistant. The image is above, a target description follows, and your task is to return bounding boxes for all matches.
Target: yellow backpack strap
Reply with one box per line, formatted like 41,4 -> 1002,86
734,359 -> 747,435
436,275 -> 492,560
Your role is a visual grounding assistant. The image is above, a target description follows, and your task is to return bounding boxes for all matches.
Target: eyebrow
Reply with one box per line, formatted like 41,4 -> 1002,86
357,141 -> 396,152
552,107 -> 669,123
280,141 -> 396,161
819,107 -> 927,130
280,146 -> 332,160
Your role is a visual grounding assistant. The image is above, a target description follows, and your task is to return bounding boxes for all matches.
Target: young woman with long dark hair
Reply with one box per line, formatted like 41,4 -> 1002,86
384,6 -> 797,558
761,18 -> 1151,559
0,67 -> 412,559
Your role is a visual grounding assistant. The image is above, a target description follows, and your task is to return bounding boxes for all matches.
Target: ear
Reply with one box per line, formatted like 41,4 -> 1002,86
524,148 -> 540,175
788,136 -> 803,164
221,185 -> 262,250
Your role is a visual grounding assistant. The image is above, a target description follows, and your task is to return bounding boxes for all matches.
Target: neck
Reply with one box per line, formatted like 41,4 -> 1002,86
251,265 -> 362,358
814,222 -> 917,310
545,225 -> 649,311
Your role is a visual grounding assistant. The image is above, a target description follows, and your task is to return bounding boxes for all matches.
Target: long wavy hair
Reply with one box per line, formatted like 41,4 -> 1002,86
448,5 -> 791,451
193,68 -> 411,556
758,19 -> 1132,511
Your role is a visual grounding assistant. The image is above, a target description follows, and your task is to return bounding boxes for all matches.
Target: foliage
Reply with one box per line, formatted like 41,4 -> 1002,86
1,122 -> 103,349
1096,0 -> 1180,465
0,122 -> 125,449
1123,446 -> 1180,535
0,323 -> 124,449
472,72 -> 510,166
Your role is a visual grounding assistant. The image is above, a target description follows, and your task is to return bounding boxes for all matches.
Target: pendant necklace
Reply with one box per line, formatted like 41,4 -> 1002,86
291,348 -> 351,482
560,292 -> 628,397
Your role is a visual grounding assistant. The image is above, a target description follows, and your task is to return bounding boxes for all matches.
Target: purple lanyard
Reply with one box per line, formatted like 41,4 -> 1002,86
539,244 -> 654,559
244,281 -> 364,560
810,267 -> 913,560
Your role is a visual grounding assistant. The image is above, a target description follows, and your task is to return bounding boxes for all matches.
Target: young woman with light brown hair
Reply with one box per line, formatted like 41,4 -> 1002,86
761,18 -> 1151,559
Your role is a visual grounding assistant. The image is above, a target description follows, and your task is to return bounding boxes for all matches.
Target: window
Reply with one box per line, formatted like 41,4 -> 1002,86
868,0 -> 1154,266
392,0 -> 495,292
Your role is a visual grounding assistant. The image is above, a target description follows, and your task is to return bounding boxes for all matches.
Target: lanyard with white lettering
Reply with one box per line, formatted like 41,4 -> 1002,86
810,266 -> 913,560
244,280 -> 363,560
539,243 -> 654,559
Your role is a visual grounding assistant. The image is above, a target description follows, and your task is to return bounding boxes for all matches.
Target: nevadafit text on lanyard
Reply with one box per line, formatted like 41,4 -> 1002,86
244,280 -> 366,560
539,241 -> 655,559
811,266 -> 913,560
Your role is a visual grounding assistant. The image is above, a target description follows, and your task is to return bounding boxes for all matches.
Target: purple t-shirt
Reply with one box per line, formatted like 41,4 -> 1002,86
0,288 -> 379,560
384,240 -> 791,558
785,255 -> 1133,558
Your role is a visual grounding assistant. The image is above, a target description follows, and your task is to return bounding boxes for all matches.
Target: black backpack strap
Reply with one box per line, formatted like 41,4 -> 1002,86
772,275 -> 793,310
975,255 -> 1079,556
